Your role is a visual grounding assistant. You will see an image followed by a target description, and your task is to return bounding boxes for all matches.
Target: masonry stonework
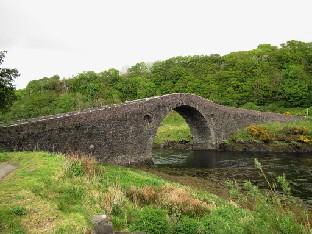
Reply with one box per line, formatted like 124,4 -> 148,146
0,93 -> 302,164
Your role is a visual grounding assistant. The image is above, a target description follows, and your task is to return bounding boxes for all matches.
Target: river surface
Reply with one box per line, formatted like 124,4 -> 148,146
152,149 -> 312,209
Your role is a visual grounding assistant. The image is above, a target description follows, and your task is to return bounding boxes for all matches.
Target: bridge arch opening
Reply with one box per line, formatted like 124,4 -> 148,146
153,110 -> 192,147
152,105 -> 215,151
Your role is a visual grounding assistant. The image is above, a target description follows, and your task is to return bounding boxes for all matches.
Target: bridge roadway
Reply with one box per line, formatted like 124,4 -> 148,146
0,93 -> 302,164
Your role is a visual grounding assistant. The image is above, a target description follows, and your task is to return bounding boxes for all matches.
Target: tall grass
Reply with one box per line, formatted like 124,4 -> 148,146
225,158 -> 311,233
0,152 -> 311,233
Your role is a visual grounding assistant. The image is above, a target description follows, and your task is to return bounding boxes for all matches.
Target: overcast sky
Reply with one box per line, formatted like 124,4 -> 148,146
1,0 -> 311,89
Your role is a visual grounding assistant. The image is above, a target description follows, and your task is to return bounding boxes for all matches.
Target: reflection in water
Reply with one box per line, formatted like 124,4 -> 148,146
152,149 -> 312,208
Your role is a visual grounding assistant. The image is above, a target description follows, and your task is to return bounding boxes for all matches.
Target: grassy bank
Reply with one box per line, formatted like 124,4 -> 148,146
0,152 -> 311,233
154,110 -> 312,149
227,118 -> 312,147
153,111 -> 192,145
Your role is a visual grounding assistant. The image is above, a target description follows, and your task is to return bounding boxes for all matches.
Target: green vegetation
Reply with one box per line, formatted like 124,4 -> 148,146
0,152 -> 311,233
153,111 -> 192,145
1,40 -> 311,232
1,40 -> 312,122
0,51 -> 19,113
153,111 -> 312,147
228,118 -> 312,146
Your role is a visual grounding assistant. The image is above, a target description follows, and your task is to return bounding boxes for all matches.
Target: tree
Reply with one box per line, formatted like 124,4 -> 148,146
0,51 -> 20,112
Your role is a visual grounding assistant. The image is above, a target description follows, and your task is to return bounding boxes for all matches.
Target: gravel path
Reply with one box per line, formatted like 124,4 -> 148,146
0,162 -> 19,182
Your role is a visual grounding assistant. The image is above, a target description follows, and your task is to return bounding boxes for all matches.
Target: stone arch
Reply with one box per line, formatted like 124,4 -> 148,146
174,105 -> 216,150
148,104 -> 216,154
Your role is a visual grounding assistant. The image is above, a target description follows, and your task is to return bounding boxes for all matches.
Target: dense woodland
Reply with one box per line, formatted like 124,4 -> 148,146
1,40 -> 312,122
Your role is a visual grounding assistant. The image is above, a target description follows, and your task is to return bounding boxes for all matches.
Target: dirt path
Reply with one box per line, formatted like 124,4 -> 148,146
0,162 -> 19,182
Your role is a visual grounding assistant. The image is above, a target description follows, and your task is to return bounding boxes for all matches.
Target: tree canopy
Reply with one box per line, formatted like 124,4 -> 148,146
0,51 -> 19,113
1,40 -> 311,122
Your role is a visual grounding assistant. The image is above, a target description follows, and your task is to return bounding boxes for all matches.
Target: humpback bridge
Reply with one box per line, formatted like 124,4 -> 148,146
0,93 -> 301,164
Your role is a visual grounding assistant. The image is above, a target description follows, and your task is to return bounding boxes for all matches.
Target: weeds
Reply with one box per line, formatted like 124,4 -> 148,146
254,158 -> 275,191
11,206 -> 27,216
129,206 -> 171,234
63,153 -> 103,179
226,158 -> 311,233
127,184 -> 216,216
1,152 -> 311,233
174,216 -> 200,234
103,177 -> 125,215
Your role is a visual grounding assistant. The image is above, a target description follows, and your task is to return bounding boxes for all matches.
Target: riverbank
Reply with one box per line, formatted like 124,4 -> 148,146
154,140 -> 312,152
141,164 -> 312,228
223,119 -> 312,152
219,141 -> 312,152
152,148 -> 312,210
154,111 -> 312,152
1,152 -> 311,233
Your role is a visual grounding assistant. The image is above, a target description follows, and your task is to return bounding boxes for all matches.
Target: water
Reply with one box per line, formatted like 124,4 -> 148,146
152,149 -> 312,209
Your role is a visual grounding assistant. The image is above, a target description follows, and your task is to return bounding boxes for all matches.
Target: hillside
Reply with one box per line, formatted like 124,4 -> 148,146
1,40 -> 311,122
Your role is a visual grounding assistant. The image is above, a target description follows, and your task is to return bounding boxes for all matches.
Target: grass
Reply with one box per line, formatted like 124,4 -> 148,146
242,103 -> 312,117
153,111 -> 192,145
0,151 -> 311,233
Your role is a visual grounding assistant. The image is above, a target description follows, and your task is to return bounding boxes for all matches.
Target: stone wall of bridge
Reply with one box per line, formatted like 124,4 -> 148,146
0,93 -> 302,164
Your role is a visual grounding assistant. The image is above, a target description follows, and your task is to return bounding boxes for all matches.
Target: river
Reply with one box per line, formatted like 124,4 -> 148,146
152,149 -> 312,209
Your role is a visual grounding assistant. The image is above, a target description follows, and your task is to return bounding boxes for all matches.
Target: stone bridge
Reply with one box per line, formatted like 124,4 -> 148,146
0,93 -> 301,164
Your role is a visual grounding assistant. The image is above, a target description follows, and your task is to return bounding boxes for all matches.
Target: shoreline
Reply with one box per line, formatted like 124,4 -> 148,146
153,141 -> 312,153
138,165 -> 312,212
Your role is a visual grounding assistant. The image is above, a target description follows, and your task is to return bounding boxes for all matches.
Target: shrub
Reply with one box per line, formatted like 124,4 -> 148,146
298,135 -> 311,143
11,206 -> 27,216
175,216 -> 201,234
201,206 -> 247,234
64,154 -> 103,178
276,126 -> 310,143
281,126 -> 308,136
129,206 -> 171,234
66,160 -> 85,177
246,125 -> 271,142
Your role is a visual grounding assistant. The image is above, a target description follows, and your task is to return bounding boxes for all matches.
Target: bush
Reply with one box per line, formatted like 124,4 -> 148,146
66,160 -> 85,177
276,126 -> 311,143
201,206 -> 247,234
281,126 -> 308,136
247,125 -> 271,142
298,135 -> 311,143
64,154 -> 102,178
175,217 -> 201,234
129,206 -> 171,234
242,102 -> 259,110
11,206 -> 27,216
